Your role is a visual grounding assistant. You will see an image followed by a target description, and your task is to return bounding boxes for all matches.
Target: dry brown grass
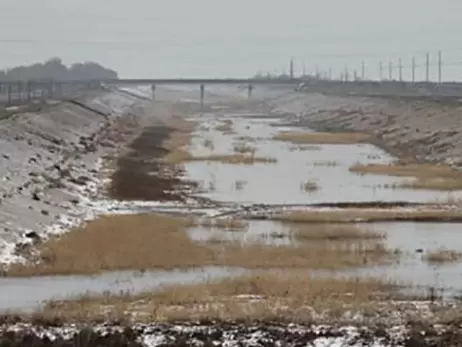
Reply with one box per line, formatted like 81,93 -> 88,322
165,153 -> 277,166
300,181 -> 320,193
273,208 -> 462,223
196,218 -> 249,231
386,179 -> 462,191
7,213 -> 395,277
203,138 -> 215,150
160,118 -> 197,165
423,249 -> 462,265
215,120 -> 235,134
350,163 -> 462,191
188,154 -> 277,165
38,274 -> 397,323
289,223 -> 384,242
273,131 -> 370,145
313,160 -> 340,167
236,136 -> 257,142
234,179 -> 247,191
7,214 -> 214,276
233,142 -> 256,154
289,145 -> 321,151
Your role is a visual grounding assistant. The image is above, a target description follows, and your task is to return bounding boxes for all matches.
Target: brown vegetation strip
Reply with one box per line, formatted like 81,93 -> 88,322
288,223 -> 384,242
273,131 -> 370,145
38,274 -> 397,323
271,209 -> 462,223
7,214 -> 395,277
423,249 -> 462,265
108,125 -> 193,201
350,163 -> 462,191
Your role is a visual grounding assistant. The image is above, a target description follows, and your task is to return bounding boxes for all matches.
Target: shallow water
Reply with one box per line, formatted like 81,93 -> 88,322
371,222 -> 462,292
0,267 -> 246,312
180,112 -> 462,295
188,220 -> 293,246
5,102 -> 462,312
184,114 -> 462,205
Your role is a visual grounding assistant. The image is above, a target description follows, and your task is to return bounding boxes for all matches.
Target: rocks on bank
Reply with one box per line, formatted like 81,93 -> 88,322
269,92 -> 462,166
0,88 -> 151,265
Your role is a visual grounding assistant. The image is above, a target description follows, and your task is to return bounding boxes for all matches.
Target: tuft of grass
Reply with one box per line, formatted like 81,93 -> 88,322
196,218 -> 249,231
300,181 -> 320,193
215,120 -> 235,134
289,223 -> 384,242
234,180 -> 247,191
313,161 -> 340,167
164,151 -> 276,166
203,138 -> 215,150
236,136 -> 257,142
350,163 -> 462,191
349,163 -> 457,178
233,142 -> 256,154
160,118 -> 197,165
273,208 -> 462,223
188,154 -> 277,165
387,178 -> 462,191
273,131 -> 370,145
423,249 -> 462,265
37,274 -> 398,324
289,145 -> 321,151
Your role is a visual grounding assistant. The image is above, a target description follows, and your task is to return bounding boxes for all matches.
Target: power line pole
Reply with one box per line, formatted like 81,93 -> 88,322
426,52 -> 430,82
399,58 -> 403,82
388,61 -> 393,80
289,58 -> 294,79
361,61 -> 365,80
412,57 -> 416,83
379,61 -> 383,81
438,50 -> 442,84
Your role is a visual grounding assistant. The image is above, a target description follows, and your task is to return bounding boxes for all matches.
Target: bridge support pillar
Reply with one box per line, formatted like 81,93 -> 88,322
151,84 -> 156,101
200,84 -> 205,111
248,84 -> 254,98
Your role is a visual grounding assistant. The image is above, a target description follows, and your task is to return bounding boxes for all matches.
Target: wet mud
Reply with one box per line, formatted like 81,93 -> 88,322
109,126 -> 196,202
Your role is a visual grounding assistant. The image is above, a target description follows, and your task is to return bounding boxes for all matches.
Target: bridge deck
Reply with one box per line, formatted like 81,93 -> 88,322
101,78 -> 302,85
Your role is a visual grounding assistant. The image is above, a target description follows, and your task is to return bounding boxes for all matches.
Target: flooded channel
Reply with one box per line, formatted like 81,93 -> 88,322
4,86 -> 462,313
185,113 -> 462,205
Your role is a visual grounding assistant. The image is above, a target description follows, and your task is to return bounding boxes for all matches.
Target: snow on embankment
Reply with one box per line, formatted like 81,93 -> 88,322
0,88 -> 149,265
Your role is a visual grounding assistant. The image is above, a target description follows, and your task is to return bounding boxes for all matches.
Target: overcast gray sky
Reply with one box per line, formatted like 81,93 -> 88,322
1,0 -> 461,80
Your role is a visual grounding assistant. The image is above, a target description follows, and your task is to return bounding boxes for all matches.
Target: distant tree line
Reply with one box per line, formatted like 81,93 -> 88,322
0,57 -> 118,81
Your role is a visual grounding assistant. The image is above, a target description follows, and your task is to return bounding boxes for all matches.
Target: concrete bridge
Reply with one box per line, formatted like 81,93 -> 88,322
0,78 -> 302,106
103,78 -> 302,102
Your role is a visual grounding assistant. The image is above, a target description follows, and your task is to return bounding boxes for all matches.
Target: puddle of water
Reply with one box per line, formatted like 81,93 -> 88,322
188,220 -> 293,246
306,222 -> 462,297
0,266 -> 246,313
184,114 -> 462,205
